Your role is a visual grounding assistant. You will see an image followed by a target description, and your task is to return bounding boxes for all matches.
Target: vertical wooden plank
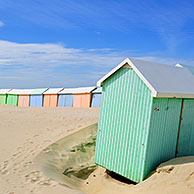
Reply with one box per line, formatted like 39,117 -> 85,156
144,98 -> 182,178
43,95 -> 50,107
177,99 -> 194,157
80,94 -> 92,107
73,94 -> 81,107
58,95 -> 65,107
50,94 -> 58,107
0,94 -> 6,104
175,99 -> 184,157
65,95 -> 73,107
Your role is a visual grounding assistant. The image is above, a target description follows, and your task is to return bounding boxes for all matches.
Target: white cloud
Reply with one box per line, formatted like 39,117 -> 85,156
0,21 -> 4,27
0,40 -> 127,67
0,40 -> 131,88
0,40 -> 193,89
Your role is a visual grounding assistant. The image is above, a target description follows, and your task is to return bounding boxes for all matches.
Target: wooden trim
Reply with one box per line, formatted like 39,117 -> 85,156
175,99 -> 184,157
122,63 -> 131,68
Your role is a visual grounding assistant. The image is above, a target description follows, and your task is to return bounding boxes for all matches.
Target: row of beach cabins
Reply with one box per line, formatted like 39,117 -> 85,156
0,86 -> 102,108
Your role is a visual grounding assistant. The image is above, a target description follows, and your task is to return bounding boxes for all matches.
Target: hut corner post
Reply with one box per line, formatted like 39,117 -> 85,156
175,98 -> 184,157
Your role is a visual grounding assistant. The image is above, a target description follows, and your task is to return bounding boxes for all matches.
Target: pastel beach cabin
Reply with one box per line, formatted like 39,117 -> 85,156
6,89 -> 20,106
18,89 -> 34,107
91,87 -> 102,108
94,58 -> 194,183
57,88 -> 74,107
0,89 -> 11,105
30,88 -> 48,107
73,87 -> 96,108
43,88 -> 63,107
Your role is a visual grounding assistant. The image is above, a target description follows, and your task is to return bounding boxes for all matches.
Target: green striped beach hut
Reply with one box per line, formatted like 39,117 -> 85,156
0,89 -> 11,104
6,89 -> 19,106
95,58 -> 194,183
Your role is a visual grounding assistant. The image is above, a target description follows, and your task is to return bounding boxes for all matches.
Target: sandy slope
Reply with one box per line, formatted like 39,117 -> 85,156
0,105 -> 99,194
81,156 -> 194,194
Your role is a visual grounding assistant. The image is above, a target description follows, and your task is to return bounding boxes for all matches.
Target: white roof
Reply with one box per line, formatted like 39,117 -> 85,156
92,87 -> 102,94
59,87 -> 96,94
7,89 -> 33,95
0,89 -> 11,94
97,58 -> 194,98
31,88 -> 48,95
43,88 -> 63,94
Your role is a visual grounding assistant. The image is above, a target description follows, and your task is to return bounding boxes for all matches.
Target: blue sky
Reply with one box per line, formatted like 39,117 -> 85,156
0,0 -> 194,88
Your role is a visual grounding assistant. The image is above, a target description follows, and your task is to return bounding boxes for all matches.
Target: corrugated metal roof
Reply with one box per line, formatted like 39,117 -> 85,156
97,58 -> 194,98
92,87 -> 102,94
31,88 -> 48,95
0,89 -> 11,94
7,89 -> 33,95
59,86 -> 96,94
43,88 -> 63,94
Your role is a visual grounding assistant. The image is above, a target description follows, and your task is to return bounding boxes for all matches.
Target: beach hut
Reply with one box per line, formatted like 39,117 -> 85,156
72,87 -> 96,108
0,89 -> 11,104
58,88 -> 74,107
30,88 -> 48,107
18,89 -> 33,107
43,88 -> 63,107
95,58 -> 194,183
7,89 -> 20,106
91,87 -> 102,107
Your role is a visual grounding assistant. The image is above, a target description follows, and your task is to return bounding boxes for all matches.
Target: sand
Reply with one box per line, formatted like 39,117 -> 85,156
1,104 -> 194,194
0,105 -> 99,194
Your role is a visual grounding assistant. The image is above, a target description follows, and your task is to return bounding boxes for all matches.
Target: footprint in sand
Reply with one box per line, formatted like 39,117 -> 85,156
12,152 -> 21,157
13,168 -> 21,173
25,171 -> 53,186
39,179 -> 52,186
1,169 -> 9,175
0,160 -> 10,175
33,134 -> 39,138
186,172 -> 194,180
23,161 -> 33,168
17,146 -> 22,151
43,148 -> 51,153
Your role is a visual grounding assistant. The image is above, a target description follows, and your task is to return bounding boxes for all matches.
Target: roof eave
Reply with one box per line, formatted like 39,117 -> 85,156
97,58 -> 130,87
154,92 -> 194,98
